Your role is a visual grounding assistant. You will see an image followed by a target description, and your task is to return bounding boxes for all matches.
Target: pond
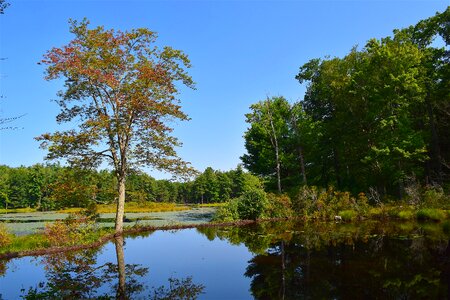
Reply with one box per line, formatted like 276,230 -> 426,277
1,220 -> 450,299
0,207 -> 216,235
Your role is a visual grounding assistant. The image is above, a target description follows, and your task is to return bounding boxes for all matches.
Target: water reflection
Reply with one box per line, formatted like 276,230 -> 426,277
20,236 -> 204,299
198,221 -> 450,299
2,220 -> 450,299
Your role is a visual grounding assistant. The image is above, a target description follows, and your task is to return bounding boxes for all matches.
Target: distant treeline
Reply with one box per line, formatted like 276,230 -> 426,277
242,8 -> 450,198
0,164 -> 261,210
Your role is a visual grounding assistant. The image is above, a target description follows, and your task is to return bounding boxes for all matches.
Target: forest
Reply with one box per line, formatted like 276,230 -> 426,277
0,164 -> 261,210
0,8 -> 449,212
242,8 -> 449,198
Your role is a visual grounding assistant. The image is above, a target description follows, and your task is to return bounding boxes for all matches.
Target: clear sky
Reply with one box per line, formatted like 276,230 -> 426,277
0,0 -> 448,179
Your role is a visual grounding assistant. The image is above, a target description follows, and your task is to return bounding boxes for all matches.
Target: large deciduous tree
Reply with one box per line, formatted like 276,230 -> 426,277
241,96 -> 292,193
36,19 -> 195,234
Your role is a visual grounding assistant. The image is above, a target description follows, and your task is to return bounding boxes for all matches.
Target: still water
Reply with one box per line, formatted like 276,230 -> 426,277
1,220 -> 450,299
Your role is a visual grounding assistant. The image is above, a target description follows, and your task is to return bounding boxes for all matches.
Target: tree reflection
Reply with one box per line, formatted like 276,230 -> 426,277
20,236 -> 204,299
0,258 -> 8,277
243,222 -> 450,299
198,220 -> 450,299
21,237 -> 148,299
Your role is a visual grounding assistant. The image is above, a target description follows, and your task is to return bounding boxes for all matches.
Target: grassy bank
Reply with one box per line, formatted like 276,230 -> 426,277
213,186 -> 450,223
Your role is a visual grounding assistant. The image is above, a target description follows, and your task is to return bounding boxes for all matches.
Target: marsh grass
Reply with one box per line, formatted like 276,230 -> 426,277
0,208 -> 37,214
195,203 -> 226,208
57,202 -> 190,214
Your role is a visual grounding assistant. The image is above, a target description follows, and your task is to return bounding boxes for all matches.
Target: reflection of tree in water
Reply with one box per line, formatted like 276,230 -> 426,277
198,220 -> 450,299
21,236 -> 204,299
0,258 -> 9,277
245,229 -> 450,299
151,276 -> 205,300
21,238 -> 148,299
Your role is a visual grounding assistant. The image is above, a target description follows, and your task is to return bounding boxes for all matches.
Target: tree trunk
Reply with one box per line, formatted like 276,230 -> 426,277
115,235 -> 126,299
115,175 -> 126,234
298,146 -> 307,185
426,96 -> 443,184
275,144 -> 282,193
266,100 -> 282,193
332,147 -> 342,189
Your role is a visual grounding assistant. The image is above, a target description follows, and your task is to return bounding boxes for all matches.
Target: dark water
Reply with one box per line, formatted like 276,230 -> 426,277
1,220 -> 450,299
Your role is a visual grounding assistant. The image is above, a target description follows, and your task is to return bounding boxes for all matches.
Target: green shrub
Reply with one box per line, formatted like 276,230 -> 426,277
355,193 -> 370,216
422,186 -> 448,208
266,193 -> 294,218
293,186 -> 373,220
237,189 -> 268,220
212,200 -> 239,222
293,186 -> 320,216
338,210 -> 358,221
212,189 -> 269,221
44,212 -> 97,247
368,207 -> 385,219
0,224 -> 12,247
416,208 -> 447,222
397,210 -> 415,220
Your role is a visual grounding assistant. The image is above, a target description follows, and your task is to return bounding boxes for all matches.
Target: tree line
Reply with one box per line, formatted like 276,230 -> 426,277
242,8 -> 449,198
0,164 -> 261,210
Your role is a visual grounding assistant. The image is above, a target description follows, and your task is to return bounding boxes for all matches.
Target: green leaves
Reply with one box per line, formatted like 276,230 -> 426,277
37,19 -> 196,180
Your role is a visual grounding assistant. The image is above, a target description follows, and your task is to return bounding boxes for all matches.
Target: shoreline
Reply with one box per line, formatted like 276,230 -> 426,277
0,219 -> 268,260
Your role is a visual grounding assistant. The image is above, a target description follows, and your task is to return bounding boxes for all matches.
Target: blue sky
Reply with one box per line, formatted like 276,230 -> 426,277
0,0 -> 447,179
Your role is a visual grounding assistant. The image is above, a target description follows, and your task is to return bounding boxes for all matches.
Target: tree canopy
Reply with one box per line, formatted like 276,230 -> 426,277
36,19 -> 195,233
242,8 -> 450,198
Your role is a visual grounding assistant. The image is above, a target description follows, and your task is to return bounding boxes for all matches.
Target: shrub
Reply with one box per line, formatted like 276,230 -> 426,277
338,210 -> 358,222
416,208 -> 447,222
266,193 -> 294,218
422,186 -> 448,208
213,189 -> 269,221
355,193 -> 370,216
397,210 -> 415,220
237,189 -> 268,220
44,213 -> 97,247
0,224 -> 12,247
368,207 -> 385,219
212,199 -> 239,222
293,186 -> 320,216
294,186 -> 372,220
